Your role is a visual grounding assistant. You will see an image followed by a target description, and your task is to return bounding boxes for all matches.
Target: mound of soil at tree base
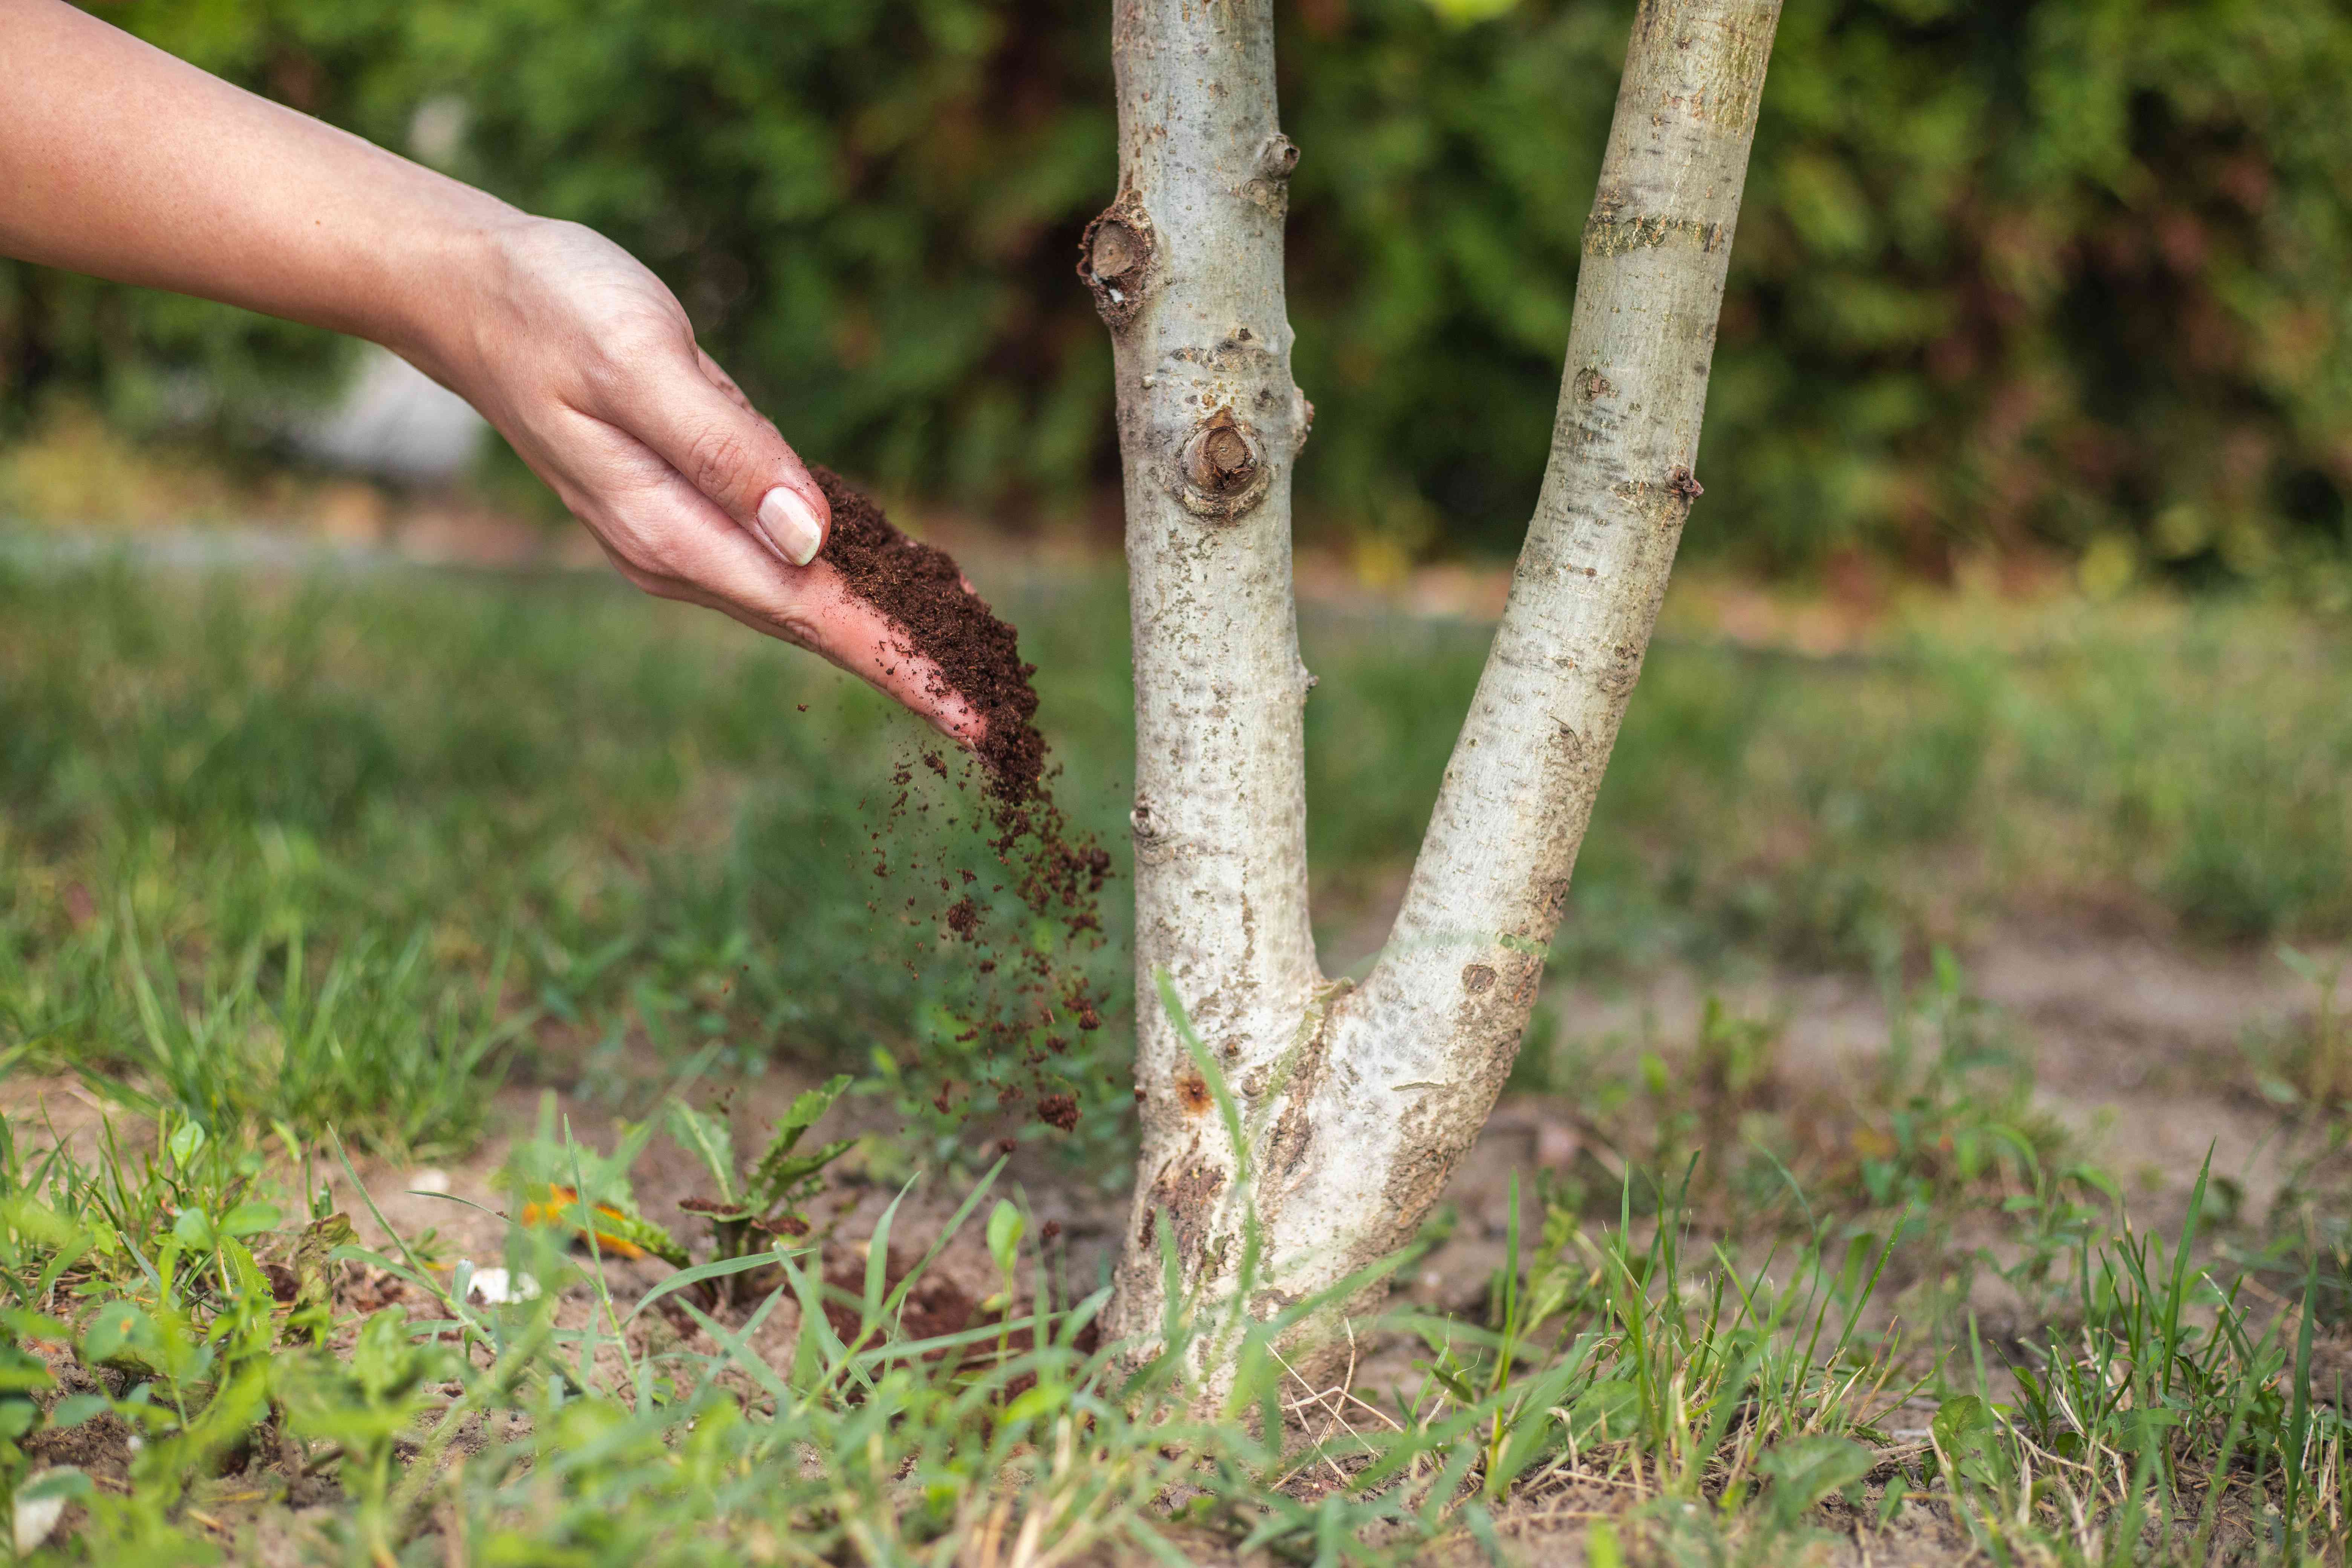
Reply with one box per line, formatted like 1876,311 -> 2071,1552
812,467 -> 1112,1131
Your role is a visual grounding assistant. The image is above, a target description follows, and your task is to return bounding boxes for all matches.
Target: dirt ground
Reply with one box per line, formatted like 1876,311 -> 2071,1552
17,923 -> 2313,1306
5,922 -> 2336,1562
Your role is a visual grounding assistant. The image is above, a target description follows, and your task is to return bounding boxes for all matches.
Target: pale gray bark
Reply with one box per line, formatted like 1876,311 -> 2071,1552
1093,0 -> 1782,1377
1091,0 -> 1323,1347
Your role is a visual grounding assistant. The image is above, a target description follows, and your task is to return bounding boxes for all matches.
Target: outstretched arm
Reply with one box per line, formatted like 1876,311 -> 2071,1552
0,0 -> 977,737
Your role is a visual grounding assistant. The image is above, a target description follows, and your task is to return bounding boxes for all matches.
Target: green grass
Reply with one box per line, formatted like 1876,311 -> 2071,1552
5,548 -> 2350,1158
0,550 -> 1140,1161
3,1046 -> 2346,1563
1512,948 -> 2079,1250
1307,596 -> 2352,972
4,540 -> 2352,1559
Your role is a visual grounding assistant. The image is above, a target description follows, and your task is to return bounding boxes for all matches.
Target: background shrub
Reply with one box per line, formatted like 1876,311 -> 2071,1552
5,0 -> 2350,573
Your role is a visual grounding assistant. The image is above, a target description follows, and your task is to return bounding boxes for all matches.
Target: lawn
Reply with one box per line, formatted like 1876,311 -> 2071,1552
3,532 -> 2349,1562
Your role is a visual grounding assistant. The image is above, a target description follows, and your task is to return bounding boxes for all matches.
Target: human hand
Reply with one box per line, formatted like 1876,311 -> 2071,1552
413,217 -> 982,739
0,7 -> 974,735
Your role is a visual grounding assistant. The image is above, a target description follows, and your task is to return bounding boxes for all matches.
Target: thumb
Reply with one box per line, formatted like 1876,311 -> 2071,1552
622,349 -> 831,567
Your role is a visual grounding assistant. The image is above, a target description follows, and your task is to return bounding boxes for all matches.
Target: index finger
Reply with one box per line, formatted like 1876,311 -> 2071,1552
763,564 -> 988,744
589,476 -> 984,742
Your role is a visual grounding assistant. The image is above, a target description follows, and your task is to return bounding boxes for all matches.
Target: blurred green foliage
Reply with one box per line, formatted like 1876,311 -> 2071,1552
5,0 -> 2351,573
2,547 -> 2349,1175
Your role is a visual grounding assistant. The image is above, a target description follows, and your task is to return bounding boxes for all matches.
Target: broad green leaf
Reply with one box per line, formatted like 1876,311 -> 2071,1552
172,1207 -> 217,1251
80,1303 -> 152,1366
1001,1379 -> 1068,1426
783,1075 -> 852,1142
46,1394 -> 109,1431
1931,1393 -> 2009,1488
1930,1393 -> 1990,1451
1762,1435 -> 1876,1526
220,1201 -> 282,1239
987,1200 -> 1025,1279
0,1201 -> 78,1252
0,1309 -> 73,1342
218,1234 -> 275,1315
18,1466 -> 90,1502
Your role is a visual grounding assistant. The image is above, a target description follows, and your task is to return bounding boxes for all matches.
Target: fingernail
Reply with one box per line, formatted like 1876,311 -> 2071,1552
757,486 -> 823,567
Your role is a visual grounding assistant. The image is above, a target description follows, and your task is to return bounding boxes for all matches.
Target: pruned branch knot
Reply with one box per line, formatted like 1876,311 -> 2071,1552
1091,222 -> 1144,282
1242,134 -> 1302,216
1197,423 -> 1255,490
1078,197 -> 1156,328
1174,407 -> 1271,522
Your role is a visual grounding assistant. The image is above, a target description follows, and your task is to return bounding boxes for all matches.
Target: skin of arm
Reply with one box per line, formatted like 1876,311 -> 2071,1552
0,0 -> 978,737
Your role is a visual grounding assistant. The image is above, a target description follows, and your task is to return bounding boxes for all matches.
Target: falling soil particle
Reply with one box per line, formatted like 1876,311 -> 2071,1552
814,468 -> 1113,1136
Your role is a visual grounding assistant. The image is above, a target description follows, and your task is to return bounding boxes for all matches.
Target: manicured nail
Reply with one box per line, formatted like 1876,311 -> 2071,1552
757,486 -> 823,567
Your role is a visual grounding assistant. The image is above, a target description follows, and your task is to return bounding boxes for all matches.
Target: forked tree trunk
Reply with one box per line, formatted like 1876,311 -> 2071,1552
1087,0 -> 1782,1382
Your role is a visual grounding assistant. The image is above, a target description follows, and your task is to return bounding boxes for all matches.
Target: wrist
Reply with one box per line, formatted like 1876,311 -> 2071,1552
369,194 -> 539,395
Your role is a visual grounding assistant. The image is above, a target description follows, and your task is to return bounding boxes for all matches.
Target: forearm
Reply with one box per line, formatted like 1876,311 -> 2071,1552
0,0 -> 515,364
0,0 -> 983,737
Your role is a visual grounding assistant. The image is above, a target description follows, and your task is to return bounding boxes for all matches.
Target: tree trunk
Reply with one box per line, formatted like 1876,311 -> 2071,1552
1090,0 -> 1782,1383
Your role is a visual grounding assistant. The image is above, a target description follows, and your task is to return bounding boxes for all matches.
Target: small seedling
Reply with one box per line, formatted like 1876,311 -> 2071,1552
670,1075 -> 854,1277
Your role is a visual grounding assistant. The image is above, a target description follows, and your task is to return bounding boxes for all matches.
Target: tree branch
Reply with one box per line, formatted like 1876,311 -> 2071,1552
1260,0 -> 1784,1340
